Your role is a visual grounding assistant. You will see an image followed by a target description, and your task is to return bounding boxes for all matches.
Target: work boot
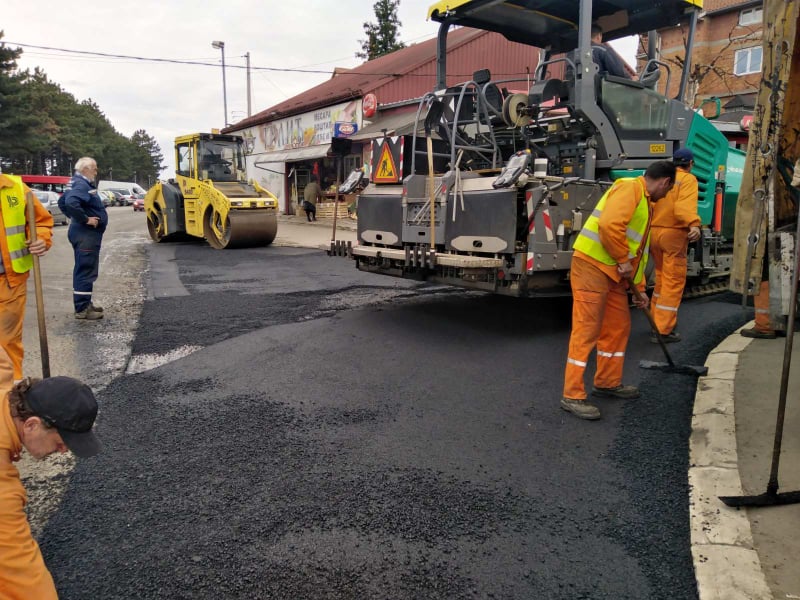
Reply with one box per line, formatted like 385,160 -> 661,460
75,306 -> 104,320
650,331 -> 681,343
741,327 -> 776,339
592,385 -> 640,399
90,302 -> 104,312
560,398 -> 601,420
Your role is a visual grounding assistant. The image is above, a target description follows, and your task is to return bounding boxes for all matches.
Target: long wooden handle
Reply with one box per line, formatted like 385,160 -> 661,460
427,136 -> 435,250
26,192 -> 50,378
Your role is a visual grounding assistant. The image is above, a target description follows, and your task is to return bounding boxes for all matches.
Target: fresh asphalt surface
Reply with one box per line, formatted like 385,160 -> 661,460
39,242 -> 748,599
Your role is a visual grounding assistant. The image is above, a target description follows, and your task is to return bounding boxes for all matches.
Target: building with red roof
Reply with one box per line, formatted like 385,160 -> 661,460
224,27 -> 544,213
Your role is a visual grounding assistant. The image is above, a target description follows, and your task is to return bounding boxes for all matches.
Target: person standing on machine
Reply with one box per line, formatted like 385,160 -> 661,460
62,157 -> 108,320
649,148 -> 702,343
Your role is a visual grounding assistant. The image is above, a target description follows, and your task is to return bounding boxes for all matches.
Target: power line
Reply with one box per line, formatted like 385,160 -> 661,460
5,41 -> 536,79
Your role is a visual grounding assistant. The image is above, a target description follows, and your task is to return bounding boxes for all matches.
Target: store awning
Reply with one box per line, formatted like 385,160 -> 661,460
252,144 -> 331,165
349,111 -> 422,141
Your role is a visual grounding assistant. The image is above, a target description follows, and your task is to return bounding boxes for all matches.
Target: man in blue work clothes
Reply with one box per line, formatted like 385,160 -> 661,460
591,24 -> 631,79
62,157 -> 107,320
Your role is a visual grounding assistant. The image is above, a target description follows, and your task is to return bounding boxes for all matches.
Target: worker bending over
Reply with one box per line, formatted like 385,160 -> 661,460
1,377 -> 101,599
649,148 -> 701,342
562,161 -> 676,420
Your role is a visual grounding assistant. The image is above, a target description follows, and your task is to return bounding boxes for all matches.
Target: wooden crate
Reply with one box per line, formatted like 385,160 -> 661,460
315,201 -> 351,219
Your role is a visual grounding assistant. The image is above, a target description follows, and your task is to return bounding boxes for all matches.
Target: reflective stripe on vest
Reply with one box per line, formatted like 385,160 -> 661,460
0,175 -> 34,274
572,178 -> 650,284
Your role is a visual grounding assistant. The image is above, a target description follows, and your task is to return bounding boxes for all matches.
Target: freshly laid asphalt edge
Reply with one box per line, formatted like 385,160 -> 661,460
690,321 -> 772,600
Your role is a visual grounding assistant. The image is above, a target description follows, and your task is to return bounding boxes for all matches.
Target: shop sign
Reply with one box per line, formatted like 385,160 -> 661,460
363,93 -> 377,118
334,122 -> 359,137
258,100 -> 361,152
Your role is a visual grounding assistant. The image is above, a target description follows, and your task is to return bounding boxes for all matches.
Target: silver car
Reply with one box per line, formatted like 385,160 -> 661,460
33,190 -> 69,226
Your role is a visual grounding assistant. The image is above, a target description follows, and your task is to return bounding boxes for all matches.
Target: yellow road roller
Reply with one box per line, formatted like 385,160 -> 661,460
145,132 -> 278,249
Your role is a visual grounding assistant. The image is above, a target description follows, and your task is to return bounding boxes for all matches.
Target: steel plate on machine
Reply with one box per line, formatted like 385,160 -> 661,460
445,187 -> 517,254
357,191 -> 404,247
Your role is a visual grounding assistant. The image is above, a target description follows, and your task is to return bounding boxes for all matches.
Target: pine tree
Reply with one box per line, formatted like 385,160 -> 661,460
356,0 -> 406,61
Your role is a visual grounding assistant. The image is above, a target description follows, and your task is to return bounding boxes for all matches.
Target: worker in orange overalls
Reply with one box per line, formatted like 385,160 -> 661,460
1,377 -> 101,599
0,172 -> 53,390
649,148 -> 701,343
561,161 -> 676,420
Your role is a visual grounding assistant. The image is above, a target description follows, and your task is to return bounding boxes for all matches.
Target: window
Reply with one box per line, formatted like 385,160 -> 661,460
177,143 -> 193,177
739,7 -> 762,26
734,46 -> 763,75
601,79 -> 669,139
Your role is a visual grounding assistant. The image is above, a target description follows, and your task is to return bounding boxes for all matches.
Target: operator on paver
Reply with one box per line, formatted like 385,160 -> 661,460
0,170 -> 54,390
62,157 -> 108,320
561,160 -> 676,420
649,148 -> 702,343
1,376 -> 101,599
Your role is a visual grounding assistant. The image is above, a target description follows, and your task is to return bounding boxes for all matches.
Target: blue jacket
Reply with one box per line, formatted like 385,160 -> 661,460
592,43 -> 631,79
63,173 -> 108,233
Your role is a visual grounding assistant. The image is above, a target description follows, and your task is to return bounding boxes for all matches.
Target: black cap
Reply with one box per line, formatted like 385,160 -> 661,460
673,147 -> 694,165
26,376 -> 102,458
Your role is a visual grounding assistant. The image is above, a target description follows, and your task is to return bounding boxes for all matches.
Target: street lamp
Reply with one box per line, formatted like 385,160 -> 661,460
211,40 -> 228,127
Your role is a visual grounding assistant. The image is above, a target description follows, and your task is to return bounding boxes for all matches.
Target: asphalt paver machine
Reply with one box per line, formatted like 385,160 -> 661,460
345,0 -> 743,297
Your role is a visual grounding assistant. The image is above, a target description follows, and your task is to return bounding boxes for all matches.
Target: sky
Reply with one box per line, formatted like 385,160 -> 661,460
2,1 -> 636,177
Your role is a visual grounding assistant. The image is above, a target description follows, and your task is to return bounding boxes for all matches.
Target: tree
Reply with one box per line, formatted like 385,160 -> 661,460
130,129 -> 165,184
1,32 -> 166,182
640,22 -> 762,108
356,0 -> 405,61
0,32 -> 47,172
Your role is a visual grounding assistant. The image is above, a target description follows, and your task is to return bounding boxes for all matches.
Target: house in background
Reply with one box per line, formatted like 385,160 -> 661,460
642,0 -> 762,148
224,28 -> 549,214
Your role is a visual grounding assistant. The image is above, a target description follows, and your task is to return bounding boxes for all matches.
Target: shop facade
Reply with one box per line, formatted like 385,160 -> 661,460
225,27 -> 543,215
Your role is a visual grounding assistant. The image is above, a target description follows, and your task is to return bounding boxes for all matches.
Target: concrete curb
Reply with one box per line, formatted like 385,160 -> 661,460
690,321 -> 773,600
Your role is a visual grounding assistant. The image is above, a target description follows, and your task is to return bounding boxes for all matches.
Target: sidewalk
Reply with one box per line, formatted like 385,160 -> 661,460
691,323 -> 800,600
278,212 -> 358,232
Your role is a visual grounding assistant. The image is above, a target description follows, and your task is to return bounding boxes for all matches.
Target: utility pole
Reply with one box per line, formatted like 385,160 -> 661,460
212,41 -> 228,127
246,52 -> 252,117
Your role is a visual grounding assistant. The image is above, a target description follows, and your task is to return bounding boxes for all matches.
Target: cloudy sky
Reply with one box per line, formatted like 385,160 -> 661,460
2,1 -> 635,175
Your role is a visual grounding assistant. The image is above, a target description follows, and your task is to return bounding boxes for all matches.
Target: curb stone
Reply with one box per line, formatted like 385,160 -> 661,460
690,321 -> 773,600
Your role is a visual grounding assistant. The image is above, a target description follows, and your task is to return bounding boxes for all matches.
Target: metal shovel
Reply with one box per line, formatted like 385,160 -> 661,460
720,198 -> 800,508
629,285 -> 708,376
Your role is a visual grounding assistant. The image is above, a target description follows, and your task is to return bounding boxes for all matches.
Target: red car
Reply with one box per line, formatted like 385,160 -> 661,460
132,194 -> 145,212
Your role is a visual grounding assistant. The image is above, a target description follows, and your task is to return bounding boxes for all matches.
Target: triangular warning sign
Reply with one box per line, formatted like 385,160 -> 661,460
374,143 -> 399,183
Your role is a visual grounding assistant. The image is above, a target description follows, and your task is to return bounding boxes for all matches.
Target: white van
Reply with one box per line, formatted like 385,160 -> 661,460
98,181 -> 147,206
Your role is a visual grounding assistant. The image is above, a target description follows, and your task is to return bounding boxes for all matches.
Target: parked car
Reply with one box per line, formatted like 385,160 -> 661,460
33,190 -> 69,225
98,190 -> 114,207
103,189 -> 122,206
132,194 -> 144,212
109,188 -> 135,206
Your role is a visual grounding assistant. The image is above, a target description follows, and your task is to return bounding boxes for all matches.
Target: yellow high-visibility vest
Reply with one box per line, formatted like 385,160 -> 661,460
0,175 -> 34,273
572,178 -> 650,284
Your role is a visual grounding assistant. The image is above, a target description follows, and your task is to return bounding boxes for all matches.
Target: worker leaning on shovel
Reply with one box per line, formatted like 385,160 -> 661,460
561,161 -> 676,420
0,171 -> 54,390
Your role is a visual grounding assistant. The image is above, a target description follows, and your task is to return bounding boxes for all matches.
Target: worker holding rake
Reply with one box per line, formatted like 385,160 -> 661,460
561,161 -> 676,420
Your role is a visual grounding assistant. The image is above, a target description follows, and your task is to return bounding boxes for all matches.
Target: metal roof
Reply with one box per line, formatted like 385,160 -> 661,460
427,0 -> 703,52
225,27 -> 541,133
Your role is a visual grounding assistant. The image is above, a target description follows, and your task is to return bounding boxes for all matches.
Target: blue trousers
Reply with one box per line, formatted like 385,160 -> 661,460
68,226 -> 103,312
